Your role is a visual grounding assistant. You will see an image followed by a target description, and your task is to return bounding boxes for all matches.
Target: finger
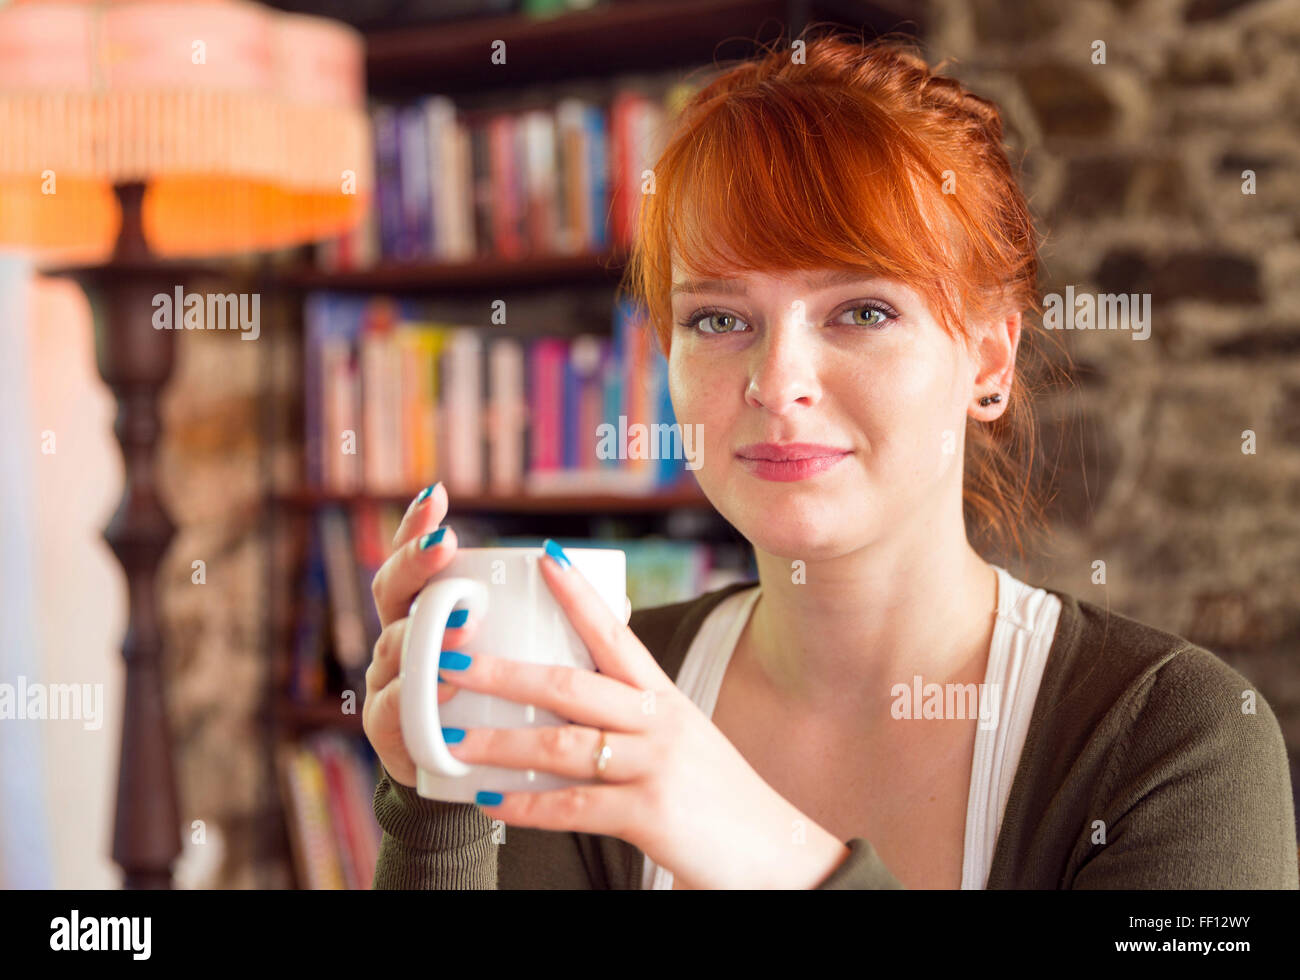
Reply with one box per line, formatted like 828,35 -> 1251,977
367,617 -> 468,702
363,677 -> 417,786
449,725 -> 643,783
371,523 -> 460,627
469,782 -> 631,840
537,539 -> 668,689
391,481 -> 448,551
437,651 -> 654,733
367,619 -> 407,693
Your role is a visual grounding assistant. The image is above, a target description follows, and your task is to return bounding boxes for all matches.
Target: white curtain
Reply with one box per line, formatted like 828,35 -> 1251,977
0,253 -> 53,887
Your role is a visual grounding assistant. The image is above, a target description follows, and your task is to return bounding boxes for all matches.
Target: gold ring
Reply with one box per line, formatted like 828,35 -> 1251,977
593,731 -> 612,779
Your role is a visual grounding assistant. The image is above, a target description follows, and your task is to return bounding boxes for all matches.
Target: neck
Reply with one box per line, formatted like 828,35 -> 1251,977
739,501 -> 999,730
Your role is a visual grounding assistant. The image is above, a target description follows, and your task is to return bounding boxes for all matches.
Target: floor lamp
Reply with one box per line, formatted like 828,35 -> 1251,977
0,0 -> 372,888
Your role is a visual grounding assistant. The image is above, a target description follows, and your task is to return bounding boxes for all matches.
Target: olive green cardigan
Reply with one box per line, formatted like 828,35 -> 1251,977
371,581 -> 1299,889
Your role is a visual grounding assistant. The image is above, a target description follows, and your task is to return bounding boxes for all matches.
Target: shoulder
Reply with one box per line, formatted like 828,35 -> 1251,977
1038,587 -> 1272,726
1003,588 -> 1298,887
627,580 -> 758,684
1048,590 -> 1293,812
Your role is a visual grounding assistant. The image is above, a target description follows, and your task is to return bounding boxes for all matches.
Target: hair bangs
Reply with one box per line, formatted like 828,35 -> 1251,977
634,83 -> 974,355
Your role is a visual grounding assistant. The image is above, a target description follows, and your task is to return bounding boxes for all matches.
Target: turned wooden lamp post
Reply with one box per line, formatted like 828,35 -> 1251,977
0,0 -> 371,888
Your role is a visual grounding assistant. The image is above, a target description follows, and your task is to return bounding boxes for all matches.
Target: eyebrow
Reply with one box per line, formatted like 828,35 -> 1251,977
670,268 -> 884,297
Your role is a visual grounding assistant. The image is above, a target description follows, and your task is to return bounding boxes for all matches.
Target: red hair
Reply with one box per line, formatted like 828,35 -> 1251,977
621,29 -> 1069,561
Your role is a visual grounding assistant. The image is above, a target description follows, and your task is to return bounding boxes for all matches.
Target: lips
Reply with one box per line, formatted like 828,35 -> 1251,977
734,443 -> 852,483
734,442 -> 851,461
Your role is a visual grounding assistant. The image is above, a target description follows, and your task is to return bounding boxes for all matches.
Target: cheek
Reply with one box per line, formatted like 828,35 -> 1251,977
668,349 -> 725,424
844,345 -> 963,460
669,354 -> 738,476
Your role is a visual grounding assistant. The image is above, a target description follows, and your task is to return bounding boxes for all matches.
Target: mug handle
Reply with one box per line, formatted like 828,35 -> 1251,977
400,577 -> 490,778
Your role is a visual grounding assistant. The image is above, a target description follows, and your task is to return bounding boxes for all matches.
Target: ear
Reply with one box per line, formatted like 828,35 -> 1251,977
968,308 -> 1021,422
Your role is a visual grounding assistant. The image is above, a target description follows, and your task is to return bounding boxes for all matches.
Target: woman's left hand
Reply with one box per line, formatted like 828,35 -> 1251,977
436,539 -> 851,890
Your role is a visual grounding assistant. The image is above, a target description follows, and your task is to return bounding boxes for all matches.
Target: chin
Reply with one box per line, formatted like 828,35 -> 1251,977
746,525 -> 864,563
716,482 -> 866,560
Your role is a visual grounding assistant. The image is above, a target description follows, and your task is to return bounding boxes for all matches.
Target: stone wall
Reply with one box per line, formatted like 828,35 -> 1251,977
926,0 -> 1300,800
157,277 -> 298,888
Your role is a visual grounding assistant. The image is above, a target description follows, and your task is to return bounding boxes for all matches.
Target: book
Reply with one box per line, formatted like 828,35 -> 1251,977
398,103 -> 431,260
318,508 -> 369,688
440,329 -> 486,495
277,736 -> 384,890
316,78 -> 703,268
289,529 -> 328,702
487,337 -> 526,493
372,103 -> 404,259
276,743 -> 346,890
360,299 -> 404,492
304,294 -> 683,497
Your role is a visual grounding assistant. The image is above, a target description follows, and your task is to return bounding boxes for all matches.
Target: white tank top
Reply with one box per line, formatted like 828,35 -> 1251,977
641,565 -> 1062,889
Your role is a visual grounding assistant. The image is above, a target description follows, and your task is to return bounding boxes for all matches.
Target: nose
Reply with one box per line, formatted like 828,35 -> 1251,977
744,308 -> 821,414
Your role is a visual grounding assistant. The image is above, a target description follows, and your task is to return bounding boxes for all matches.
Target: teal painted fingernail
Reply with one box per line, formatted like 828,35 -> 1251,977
415,483 -> 438,505
438,676 -> 445,685
439,649 -> 471,670
419,527 -> 448,550
442,726 -> 465,744
475,791 -> 503,806
543,538 -> 571,569
447,608 -> 469,628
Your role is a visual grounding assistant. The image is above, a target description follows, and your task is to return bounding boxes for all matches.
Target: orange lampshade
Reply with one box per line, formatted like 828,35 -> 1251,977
0,0 -> 373,264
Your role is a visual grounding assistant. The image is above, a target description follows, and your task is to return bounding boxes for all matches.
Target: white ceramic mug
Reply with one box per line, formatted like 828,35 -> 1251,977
400,545 -> 628,803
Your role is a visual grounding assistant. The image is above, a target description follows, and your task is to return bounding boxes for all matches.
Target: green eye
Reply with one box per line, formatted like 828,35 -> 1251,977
838,302 -> 897,329
851,307 -> 886,327
681,310 -> 750,334
702,313 -> 740,333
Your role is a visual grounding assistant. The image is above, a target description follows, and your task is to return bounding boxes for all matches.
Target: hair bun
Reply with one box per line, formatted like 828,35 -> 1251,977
919,73 -> 1005,142
823,37 -> 1007,143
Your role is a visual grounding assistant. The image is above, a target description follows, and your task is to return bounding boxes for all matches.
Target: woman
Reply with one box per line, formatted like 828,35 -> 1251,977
363,33 -> 1298,889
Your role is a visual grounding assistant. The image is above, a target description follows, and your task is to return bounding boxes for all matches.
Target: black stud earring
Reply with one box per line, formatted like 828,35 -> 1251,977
978,393 -> 1002,407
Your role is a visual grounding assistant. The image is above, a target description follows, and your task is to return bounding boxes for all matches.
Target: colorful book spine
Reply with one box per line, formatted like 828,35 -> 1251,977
290,530 -> 328,702
315,736 -> 361,889
487,337 -> 525,493
584,102 -> 608,251
305,296 -> 687,497
527,337 -> 564,475
489,114 -> 523,259
278,736 -> 384,890
398,324 -> 438,489
317,80 -> 700,268
277,744 -> 346,890
372,104 -> 404,259
318,508 -> 368,686
398,103 -> 430,260
441,329 -> 485,495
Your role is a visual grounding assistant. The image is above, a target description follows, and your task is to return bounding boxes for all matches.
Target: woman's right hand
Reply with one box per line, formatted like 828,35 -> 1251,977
363,482 -> 471,788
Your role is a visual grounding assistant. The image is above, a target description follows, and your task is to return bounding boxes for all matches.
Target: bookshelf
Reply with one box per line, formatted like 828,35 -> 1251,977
361,0 -> 925,96
272,250 -> 626,293
274,486 -> 712,512
260,0 -> 919,889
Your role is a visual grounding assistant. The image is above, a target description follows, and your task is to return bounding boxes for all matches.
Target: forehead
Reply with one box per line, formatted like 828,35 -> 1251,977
670,266 -> 891,297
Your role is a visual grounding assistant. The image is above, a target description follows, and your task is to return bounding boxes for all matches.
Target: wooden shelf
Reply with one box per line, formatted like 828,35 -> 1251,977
363,0 -> 922,96
275,698 -> 364,734
369,0 -> 769,95
273,484 -> 712,514
268,250 -> 627,294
